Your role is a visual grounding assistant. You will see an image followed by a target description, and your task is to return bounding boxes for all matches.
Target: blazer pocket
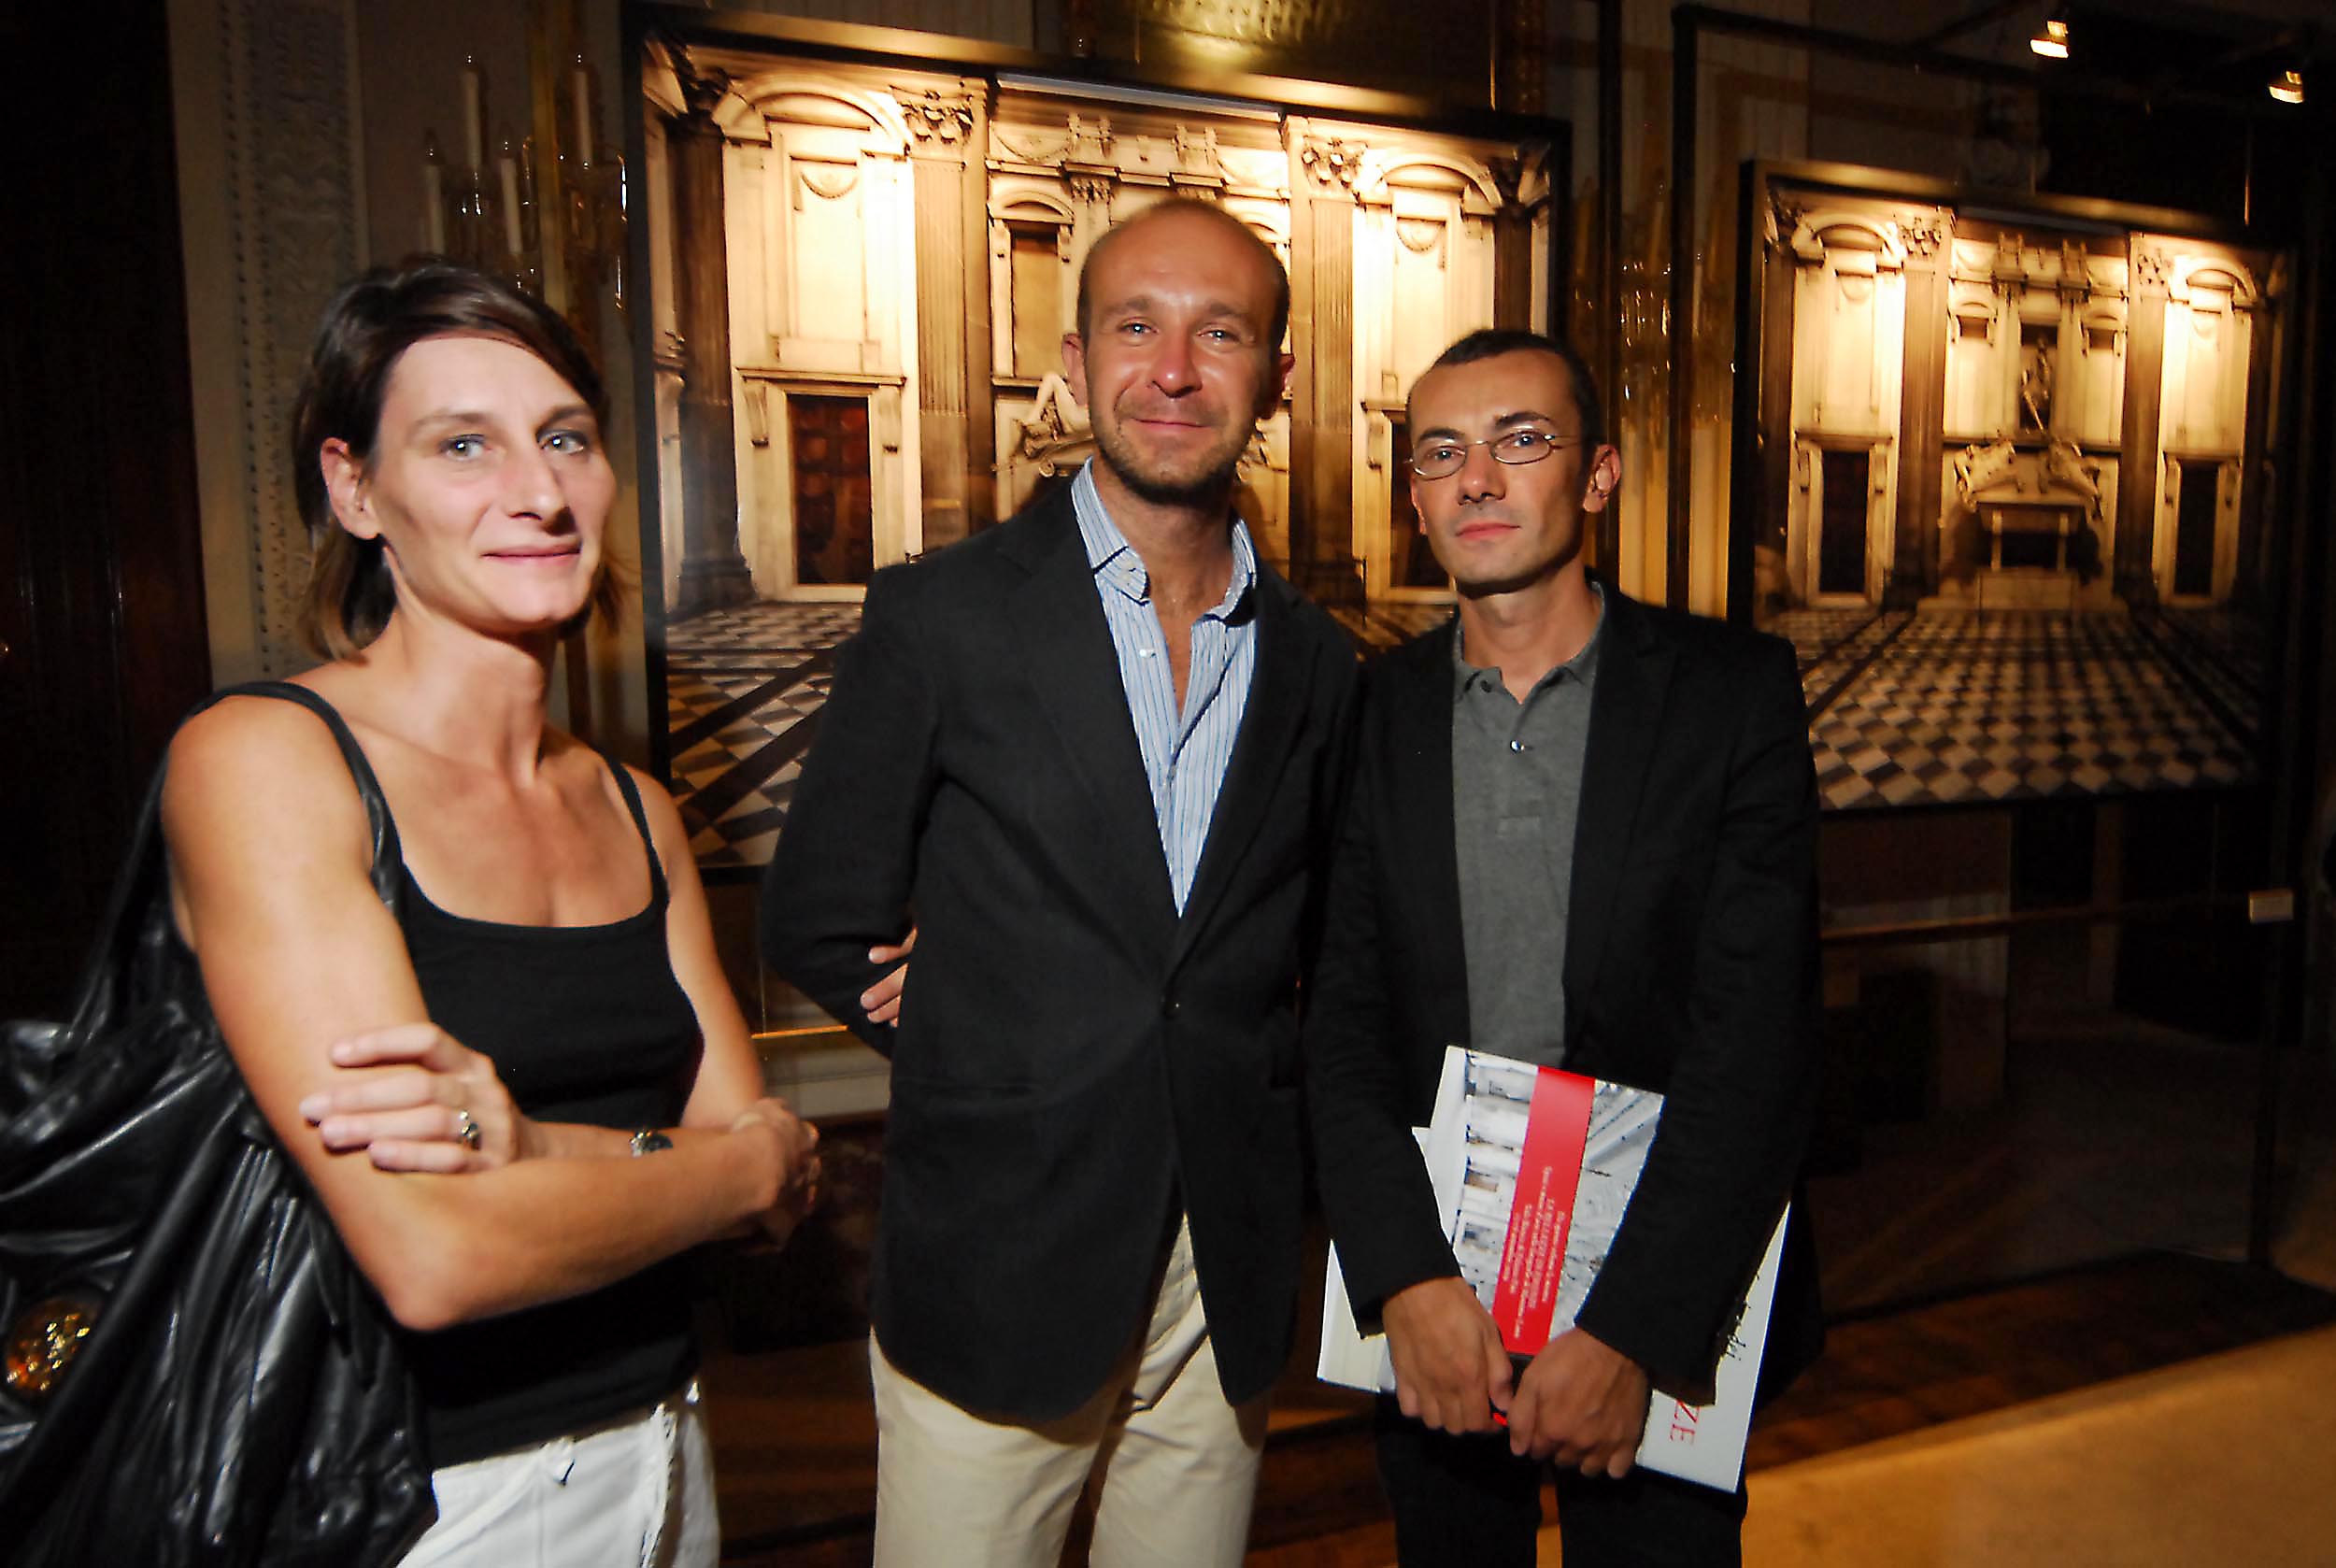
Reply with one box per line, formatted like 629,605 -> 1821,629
880,1082 -> 1042,1211
886,1071 -> 1039,1105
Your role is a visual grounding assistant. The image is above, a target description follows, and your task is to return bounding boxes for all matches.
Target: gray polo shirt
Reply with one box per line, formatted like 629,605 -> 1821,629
1451,589 -> 1603,1067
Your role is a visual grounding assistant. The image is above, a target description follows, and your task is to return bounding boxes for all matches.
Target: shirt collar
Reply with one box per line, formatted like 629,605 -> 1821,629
1072,459 -> 1257,620
1453,579 -> 1606,701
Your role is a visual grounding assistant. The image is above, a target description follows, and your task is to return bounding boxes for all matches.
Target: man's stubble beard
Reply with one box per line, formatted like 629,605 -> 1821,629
1093,411 -> 1253,510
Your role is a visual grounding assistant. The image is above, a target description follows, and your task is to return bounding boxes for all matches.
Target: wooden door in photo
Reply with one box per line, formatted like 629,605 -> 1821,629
790,393 -> 876,586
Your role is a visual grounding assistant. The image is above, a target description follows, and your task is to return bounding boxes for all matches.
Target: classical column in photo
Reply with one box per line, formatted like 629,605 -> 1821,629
1489,157 -> 1538,333
898,82 -> 994,549
2114,238 -> 2171,608
1890,207 -> 1953,606
1286,121 -> 1364,607
667,66 -> 755,617
2232,265 -> 2278,613
1751,191 -> 1802,617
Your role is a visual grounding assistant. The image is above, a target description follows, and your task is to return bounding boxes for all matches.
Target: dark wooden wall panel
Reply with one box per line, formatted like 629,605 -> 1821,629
0,1 -> 212,1016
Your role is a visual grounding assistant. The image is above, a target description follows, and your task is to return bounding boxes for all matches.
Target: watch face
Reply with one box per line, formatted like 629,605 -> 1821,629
631,1128 -> 675,1156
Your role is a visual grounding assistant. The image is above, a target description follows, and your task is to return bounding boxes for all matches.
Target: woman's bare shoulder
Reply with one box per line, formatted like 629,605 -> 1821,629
163,680 -> 371,857
613,757 -> 693,861
613,756 -> 682,817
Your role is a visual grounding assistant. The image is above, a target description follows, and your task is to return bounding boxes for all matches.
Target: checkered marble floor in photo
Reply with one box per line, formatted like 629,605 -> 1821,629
664,602 -> 862,870
1772,608 -> 1915,709
665,597 -> 2266,855
662,592 -> 1449,867
2138,606 -> 2266,743
1330,598 -> 1457,653
1784,608 -> 2258,811
1768,607 -> 1887,677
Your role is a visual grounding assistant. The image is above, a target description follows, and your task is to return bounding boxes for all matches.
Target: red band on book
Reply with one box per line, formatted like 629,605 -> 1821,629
1488,1067 -> 1595,1353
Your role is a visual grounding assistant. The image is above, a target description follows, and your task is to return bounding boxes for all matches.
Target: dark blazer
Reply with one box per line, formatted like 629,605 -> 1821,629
760,485 -> 1358,1422
1303,587 -> 1822,1402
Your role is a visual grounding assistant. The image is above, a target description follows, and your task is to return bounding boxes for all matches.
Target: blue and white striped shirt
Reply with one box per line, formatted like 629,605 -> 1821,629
1071,461 -> 1259,915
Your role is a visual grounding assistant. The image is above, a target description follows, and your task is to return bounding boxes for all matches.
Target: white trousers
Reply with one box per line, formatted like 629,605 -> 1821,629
869,1216 -> 1270,1568
396,1383 -> 719,1568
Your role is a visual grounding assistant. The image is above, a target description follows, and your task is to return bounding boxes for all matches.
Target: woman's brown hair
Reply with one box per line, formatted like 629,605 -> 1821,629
290,260 -> 625,658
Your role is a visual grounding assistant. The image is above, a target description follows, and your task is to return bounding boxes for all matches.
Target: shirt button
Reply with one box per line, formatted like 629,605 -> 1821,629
1509,738 -> 1527,752
1162,998 -> 1182,1019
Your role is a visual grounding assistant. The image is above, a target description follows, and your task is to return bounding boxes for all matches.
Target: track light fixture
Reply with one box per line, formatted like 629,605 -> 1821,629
2268,69 -> 2304,106
2030,17 -> 2070,59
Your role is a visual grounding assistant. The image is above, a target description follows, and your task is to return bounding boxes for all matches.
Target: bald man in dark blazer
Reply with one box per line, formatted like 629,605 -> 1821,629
762,198 -> 1356,1568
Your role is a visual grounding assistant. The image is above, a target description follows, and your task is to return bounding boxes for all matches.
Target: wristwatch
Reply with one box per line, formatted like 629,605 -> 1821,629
629,1127 -> 674,1157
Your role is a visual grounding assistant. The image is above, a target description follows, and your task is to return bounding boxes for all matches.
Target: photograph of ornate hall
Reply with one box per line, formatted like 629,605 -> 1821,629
1746,166 -> 2280,813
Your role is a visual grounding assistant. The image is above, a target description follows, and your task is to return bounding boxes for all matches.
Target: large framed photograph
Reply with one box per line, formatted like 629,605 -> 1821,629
627,7 -> 1569,875
1731,162 -> 2292,814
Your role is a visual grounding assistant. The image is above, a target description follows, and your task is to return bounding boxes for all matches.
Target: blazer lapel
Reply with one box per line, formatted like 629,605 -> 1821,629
1382,626 -> 1471,1038
1563,592 -> 1674,1033
1004,499 -> 1179,940
1170,569 -> 1314,967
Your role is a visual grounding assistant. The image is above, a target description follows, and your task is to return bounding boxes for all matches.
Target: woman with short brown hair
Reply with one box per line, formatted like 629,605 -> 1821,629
164,260 -> 813,1564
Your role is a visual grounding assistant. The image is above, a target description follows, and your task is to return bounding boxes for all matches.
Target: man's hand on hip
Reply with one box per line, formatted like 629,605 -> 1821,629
1381,1276 -> 1514,1435
859,926 -> 917,1026
1503,1327 -> 1650,1475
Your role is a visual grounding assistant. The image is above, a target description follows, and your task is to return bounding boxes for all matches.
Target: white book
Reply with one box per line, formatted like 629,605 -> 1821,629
1318,1044 -> 1789,1490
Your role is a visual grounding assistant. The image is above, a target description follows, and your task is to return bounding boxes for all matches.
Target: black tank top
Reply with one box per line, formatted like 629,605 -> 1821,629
371,734 -> 703,1466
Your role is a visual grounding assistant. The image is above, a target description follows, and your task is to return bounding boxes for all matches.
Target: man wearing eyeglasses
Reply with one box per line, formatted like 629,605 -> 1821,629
1304,328 -> 1822,1565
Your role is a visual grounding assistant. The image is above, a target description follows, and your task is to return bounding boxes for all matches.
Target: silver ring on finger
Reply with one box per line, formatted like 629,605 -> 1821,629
453,1106 -> 483,1151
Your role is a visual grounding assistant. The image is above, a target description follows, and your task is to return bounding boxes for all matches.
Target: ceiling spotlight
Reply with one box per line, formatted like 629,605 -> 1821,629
2030,18 -> 2070,59
2268,69 -> 2304,106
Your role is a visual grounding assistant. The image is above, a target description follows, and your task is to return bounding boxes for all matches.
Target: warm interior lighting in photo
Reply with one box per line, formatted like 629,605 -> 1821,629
2268,69 -> 2304,105
2030,18 -> 2070,59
